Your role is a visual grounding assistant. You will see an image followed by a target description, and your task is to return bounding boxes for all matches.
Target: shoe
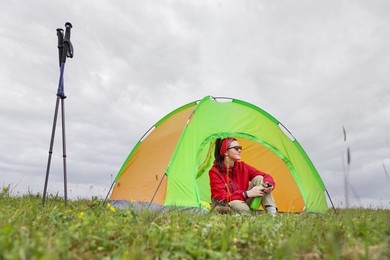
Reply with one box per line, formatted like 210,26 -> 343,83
265,206 -> 277,217
213,205 -> 232,214
254,210 -> 265,215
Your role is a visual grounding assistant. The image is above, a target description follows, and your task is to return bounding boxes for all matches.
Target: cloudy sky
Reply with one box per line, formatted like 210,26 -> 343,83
1,0 -> 389,209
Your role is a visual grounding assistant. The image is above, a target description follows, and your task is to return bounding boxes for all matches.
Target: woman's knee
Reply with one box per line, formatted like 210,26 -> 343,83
229,200 -> 251,213
252,176 -> 264,186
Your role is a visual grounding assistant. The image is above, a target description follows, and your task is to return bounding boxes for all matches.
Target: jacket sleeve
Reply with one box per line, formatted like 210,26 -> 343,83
230,189 -> 247,202
209,167 -> 247,203
246,163 -> 276,189
209,167 -> 228,202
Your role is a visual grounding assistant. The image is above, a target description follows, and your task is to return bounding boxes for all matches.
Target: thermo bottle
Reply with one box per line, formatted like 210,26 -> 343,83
249,183 -> 271,210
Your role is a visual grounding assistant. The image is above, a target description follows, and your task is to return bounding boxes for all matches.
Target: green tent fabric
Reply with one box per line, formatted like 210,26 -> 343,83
109,96 -> 330,213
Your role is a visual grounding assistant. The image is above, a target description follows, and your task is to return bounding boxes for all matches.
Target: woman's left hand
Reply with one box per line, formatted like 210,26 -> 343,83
263,183 -> 273,193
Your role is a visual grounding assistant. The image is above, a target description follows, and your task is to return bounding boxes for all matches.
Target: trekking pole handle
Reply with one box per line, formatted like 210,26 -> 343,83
56,28 -> 64,67
64,22 -> 73,59
64,22 -> 72,43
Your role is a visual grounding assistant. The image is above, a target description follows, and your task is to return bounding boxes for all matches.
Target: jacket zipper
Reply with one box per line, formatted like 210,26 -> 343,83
229,168 -> 239,192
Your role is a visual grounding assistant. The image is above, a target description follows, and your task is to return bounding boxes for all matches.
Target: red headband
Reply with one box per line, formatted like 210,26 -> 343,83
220,138 -> 235,157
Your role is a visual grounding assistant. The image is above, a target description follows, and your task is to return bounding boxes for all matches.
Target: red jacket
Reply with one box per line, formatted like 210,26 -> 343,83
209,161 -> 275,203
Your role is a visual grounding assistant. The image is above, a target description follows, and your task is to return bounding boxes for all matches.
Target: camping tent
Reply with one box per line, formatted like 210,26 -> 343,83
108,96 -> 330,213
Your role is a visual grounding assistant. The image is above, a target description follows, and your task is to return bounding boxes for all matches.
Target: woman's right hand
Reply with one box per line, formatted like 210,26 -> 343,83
247,185 -> 265,198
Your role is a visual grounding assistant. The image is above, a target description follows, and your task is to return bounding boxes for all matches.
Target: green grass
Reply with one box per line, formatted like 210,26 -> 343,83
1,188 -> 389,259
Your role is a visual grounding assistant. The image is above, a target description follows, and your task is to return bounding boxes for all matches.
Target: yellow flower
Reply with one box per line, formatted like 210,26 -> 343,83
109,206 -> 116,213
2,186 -> 8,193
107,203 -> 116,212
78,211 -> 85,219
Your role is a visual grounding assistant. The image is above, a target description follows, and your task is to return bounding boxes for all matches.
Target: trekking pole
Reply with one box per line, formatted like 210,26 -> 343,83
42,23 -> 74,207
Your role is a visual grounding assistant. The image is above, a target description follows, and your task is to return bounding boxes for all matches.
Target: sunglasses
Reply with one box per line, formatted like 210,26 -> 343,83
227,146 -> 243,151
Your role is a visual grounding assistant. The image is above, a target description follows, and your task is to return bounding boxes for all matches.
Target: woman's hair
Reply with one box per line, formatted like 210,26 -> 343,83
214,137 -> 236,172
214,138 -> 224,172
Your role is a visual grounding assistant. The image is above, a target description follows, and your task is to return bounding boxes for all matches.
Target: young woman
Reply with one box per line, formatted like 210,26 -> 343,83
209,137 -> 278,215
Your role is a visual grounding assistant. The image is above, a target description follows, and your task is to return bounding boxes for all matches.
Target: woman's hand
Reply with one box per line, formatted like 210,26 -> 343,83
263,182 -> 273,193
247,185 -> 265,198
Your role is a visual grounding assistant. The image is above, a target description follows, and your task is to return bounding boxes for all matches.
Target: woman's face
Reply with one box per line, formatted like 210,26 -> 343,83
225,140 -> 242,162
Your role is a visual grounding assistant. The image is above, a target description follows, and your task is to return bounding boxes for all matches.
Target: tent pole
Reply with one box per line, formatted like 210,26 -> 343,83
103,181 -> 116,205
325,190 -> 337,213
148,173 -> 166,208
